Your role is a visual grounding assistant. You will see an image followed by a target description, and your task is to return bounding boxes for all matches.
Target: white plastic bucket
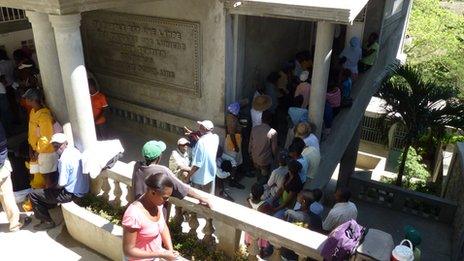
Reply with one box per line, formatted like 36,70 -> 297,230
391,239 -> 414,261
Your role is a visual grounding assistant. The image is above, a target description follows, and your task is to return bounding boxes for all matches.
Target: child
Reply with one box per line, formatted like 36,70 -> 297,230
245,183 -> 272,257
284,189 -> 312,224
216,159 -> 234,202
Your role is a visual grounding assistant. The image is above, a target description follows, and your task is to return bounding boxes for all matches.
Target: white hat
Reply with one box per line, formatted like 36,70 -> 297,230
177,137 -> 190,145
300,70 -> 309,82
197,120 -> 214,130
50,133 -> 67,144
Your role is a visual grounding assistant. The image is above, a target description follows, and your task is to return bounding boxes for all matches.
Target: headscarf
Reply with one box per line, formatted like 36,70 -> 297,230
227,102 -> 240,116
340,37 -> 362,73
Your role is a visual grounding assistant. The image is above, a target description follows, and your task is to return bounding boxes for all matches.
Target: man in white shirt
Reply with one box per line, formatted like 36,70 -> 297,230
187,120 -> 219,193
323,188 -> 358,232
169,138 -> 191,183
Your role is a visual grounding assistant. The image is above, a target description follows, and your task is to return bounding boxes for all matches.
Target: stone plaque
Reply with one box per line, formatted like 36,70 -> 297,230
82,11 -> 201,96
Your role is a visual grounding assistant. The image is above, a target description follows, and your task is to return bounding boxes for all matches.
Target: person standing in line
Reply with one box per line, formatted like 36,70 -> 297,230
168,137 -> 191,183
0,122 -> 29,232
339,37 -> 363,79
29,133 -> 89,230
225,102 -> 243,167
359,32 -> 380,73
250,95 -> 272,128
24,88 -> 57,189
294,71 -> 311,109
132,139 -> 211,207
322,188 -> 358,232
88,78 -> 109,140
186,120 -> 219,194
249,110 -> 278,184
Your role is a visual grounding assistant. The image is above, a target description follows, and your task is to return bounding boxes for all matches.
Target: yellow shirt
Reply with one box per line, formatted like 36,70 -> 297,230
28,107 -> 55,153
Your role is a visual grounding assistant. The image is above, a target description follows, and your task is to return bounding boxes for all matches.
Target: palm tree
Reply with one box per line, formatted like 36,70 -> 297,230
378,65 -> 464,186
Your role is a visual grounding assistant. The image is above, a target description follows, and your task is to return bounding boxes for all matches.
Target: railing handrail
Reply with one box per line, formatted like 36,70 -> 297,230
351,173 -> 457,207
103,160 -> 327,260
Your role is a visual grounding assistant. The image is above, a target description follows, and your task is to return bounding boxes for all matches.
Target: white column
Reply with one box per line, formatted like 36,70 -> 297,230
309,21 -> 335,137
26,11 -> 69,124
49,14 -> 96,151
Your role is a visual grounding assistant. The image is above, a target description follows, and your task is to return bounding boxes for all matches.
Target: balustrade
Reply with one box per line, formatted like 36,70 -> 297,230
350,173 -> 457,223
90,161 -> 326,260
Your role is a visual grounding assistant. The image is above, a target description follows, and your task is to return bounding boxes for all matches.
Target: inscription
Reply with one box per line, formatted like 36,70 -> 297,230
82,11 -> 201,96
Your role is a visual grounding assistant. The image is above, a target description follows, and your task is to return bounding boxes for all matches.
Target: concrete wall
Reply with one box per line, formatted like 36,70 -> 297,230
443,143 -> 464,261
241,16 -> 312,98
82,0 -> 226,130
0,28 -> 33,59
364,0 -> 386,41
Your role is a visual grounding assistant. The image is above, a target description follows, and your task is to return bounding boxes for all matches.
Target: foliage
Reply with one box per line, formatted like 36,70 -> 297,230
400,147 -> 429,189
405,0 -> 464,97
378,65 -> 464,186
78,194 -> 126,226
78,196 -> 248,260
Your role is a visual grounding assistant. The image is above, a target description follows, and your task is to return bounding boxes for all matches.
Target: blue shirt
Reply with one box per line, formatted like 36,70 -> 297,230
297,157 -> 309,183
342,78 -> 352,98
191,132 -> 219,185
288,107 -> 309,126
58,146 -> 89,197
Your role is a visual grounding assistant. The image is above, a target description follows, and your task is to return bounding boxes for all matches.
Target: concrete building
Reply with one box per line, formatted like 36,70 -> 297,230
0,0 -> 412,190
8,1 -> 463,260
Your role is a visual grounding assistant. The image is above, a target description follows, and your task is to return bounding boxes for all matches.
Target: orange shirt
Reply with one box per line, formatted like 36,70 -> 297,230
90,92 -> 108,125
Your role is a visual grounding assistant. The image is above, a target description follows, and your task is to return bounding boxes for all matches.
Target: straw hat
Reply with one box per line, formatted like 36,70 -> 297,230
295,122 -> 311,138
252,95 -> 272,111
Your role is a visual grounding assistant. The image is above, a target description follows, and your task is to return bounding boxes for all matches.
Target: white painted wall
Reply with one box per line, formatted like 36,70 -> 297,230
0,29 -> 34,59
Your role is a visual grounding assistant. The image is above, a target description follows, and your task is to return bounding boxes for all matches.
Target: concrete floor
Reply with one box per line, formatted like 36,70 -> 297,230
0,208 -> 108,260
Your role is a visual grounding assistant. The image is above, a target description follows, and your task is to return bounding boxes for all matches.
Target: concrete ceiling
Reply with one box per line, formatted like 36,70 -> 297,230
224,0 -> 370,24
0,0 -> 156,15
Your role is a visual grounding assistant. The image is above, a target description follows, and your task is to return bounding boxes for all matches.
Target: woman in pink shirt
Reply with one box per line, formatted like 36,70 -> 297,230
294,70 -> 311,108
123,173 -> 179,261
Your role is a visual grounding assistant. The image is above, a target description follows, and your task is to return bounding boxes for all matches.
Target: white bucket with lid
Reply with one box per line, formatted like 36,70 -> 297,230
391,239 -> 414,261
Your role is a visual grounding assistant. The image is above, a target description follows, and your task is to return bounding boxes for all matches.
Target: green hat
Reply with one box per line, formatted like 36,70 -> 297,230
404,225 -> 421,246
142,140 -> 166,160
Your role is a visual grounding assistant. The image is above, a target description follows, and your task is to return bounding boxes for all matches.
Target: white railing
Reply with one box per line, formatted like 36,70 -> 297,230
0,7 -> 26,23
93,161 -> 327,260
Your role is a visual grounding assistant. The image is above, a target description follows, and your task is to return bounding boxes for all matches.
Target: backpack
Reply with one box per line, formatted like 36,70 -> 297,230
320,219 -> 366,261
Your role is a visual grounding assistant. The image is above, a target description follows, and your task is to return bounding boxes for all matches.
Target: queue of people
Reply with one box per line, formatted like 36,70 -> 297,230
0,33 -> 383,259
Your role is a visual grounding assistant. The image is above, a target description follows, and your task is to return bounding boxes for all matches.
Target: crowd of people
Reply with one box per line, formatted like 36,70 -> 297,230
0,33 -> 390,260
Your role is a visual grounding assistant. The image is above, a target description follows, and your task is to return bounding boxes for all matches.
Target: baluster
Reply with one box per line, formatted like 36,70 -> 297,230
126,185 -> 134,204
172,206 -> 184,231
269,244 -> 282,261
202,218 -> 215,246
247,235 -> 260,261
113,180 -> 122,206
188,212 -> 199,237
101,176 -> 111,201
297,253 -> 307,261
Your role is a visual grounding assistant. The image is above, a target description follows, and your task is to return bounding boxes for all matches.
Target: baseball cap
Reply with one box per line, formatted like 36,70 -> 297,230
177,137 -> 190,145
50,133 -> 67,144
197,120 -> 214,131
142,140 -> 166,160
